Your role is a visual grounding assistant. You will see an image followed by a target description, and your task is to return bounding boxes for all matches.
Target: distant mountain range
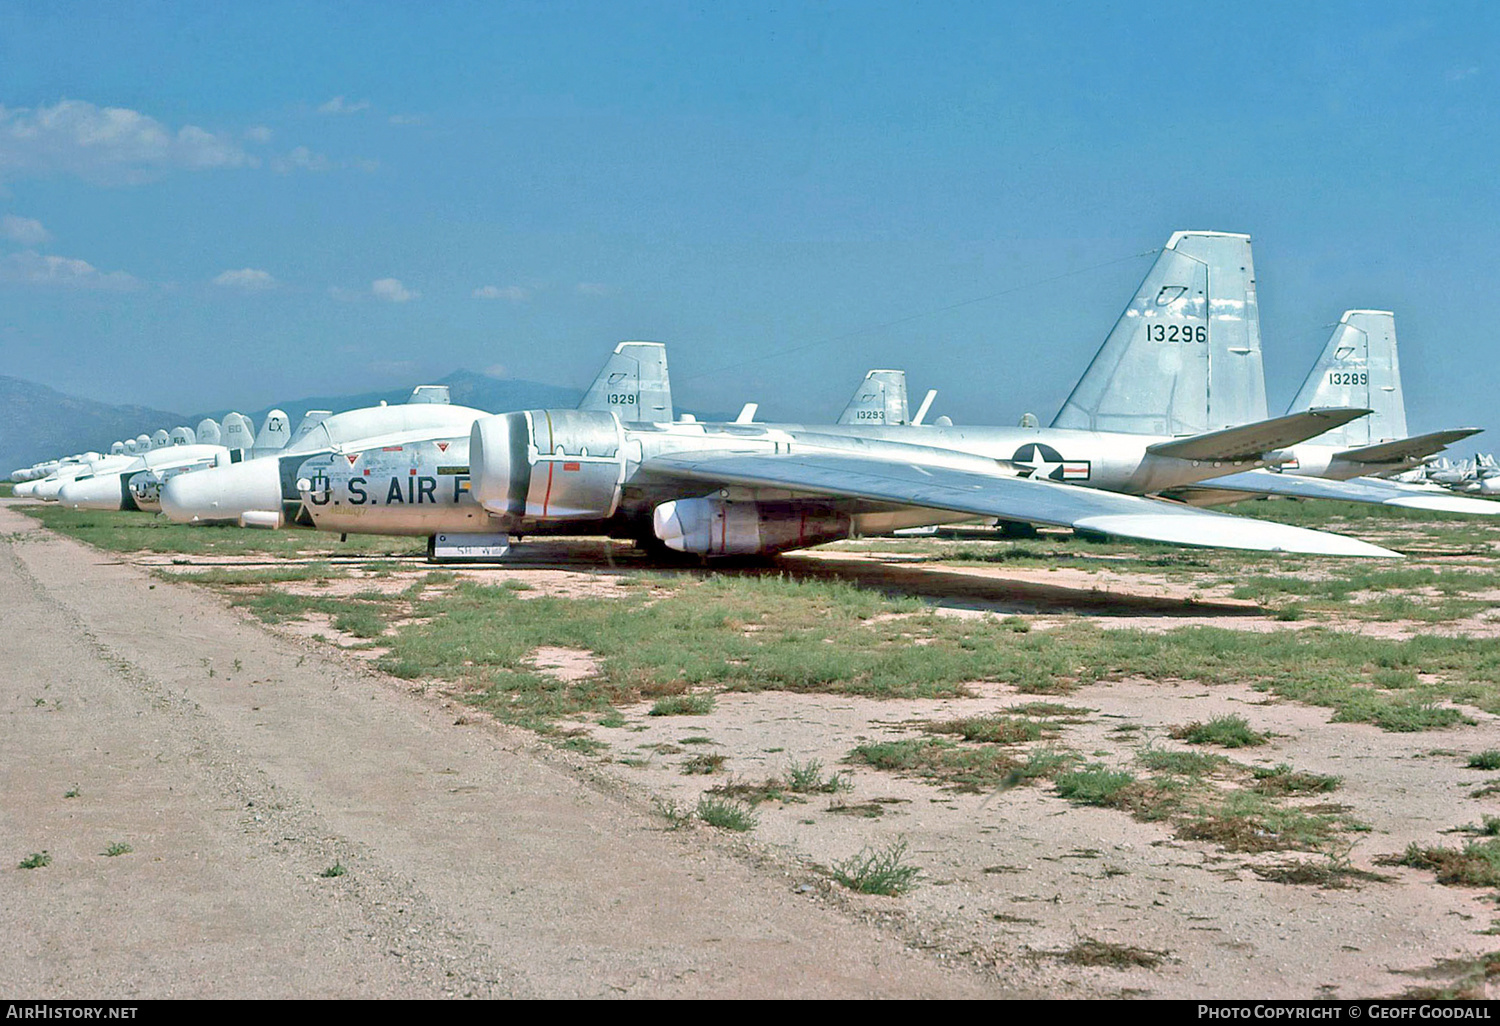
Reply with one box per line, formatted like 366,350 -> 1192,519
2,370 -> 582,476
0,376 -> 189,477
3,369 -> 731,476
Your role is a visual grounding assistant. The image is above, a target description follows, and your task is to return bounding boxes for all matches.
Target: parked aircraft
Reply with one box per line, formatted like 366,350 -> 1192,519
159,236 -> 1397,559
159,347 -> 672,531
1161,310 -> 1496,513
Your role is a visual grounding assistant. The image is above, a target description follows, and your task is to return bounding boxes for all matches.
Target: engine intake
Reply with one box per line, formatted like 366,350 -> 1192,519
470,410 -> 627,523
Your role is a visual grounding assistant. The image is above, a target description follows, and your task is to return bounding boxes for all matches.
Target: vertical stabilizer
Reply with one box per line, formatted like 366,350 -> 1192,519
578,341 -> 673,422
288,411 -> 333,448
1051,231 -> 1266,435
1287,310 -> 1407,447
196,419 -> 222,446
250,409 -> 292,456
408,385 -> 451,405
839,370 -> 911,425
151,429 -> 171,449
220,414 -> 255,453
169,427 -> 196,446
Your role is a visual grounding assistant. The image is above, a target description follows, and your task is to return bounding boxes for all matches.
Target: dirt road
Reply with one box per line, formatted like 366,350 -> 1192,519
0,503 -> 1005,998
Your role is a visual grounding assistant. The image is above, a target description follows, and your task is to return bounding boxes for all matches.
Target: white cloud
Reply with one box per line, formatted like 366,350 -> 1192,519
213,267 -> 275,290
473,284 -> 529,301
388,114 -> 423,126
318,96 -> 370,115
244,125 -> 273,143
575,282 -> 613,296
482,364 -> 508,379
0,249 -> 137,289
0,100 -> 251,183
1,214 -> 49,246
371,277 -> 417,302
1446,65 -> 1481,82
271,145 -> 332,173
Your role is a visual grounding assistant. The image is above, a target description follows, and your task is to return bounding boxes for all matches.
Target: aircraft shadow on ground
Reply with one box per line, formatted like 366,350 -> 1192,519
468,540 -> 1260,619
146,538 -> 1261,618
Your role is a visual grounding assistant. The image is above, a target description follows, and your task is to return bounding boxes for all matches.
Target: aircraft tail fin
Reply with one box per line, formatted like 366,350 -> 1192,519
151,429 -> 171,449
1287,310 -> 1407,447
408,385 -> 451,405
195,419 -> 222,446
839,370 -> 910,425
577,341 -> 673,422
220,413 -> 255,454
1051,231 -> 1266,435
249,410 -> 291,456
288,411 -> 333,448
169,426 -> 196,446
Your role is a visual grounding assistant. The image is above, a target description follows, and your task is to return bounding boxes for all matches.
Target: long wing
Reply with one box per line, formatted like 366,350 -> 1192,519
1169,469 -> 1500,515
1146,408 -> 1370,462
640,449 -> 1400,557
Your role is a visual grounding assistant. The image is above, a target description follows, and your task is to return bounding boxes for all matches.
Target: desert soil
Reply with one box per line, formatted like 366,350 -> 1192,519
5,502 -> 1500,999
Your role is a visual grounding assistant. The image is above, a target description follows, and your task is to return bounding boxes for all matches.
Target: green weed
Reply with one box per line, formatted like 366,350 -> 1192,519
649,694 -> 716,716
1171,714 -> 1267,748
695,795 -> 757,831
831,840 -> 920,896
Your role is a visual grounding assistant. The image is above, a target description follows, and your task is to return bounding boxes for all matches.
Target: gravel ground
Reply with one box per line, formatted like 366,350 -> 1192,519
0,502 -> 1003,999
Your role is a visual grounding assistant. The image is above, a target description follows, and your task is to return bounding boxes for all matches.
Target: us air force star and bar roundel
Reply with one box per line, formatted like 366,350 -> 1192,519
1010,443 -> 1091,482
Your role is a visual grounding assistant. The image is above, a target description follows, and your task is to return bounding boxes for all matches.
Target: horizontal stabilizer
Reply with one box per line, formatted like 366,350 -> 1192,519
1337,428 -> 1482,465
641,448 -> 1400,557
1172,469 -> 1500,515
1147,408 -> 1371,462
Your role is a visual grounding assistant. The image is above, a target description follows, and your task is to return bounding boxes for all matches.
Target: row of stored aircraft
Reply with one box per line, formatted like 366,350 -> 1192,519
13,231 -> 1495,563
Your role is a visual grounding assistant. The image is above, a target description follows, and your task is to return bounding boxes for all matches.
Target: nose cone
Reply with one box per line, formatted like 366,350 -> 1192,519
162,457 -> 283,524
33,477 -> 71,501
58,474 -> 130,511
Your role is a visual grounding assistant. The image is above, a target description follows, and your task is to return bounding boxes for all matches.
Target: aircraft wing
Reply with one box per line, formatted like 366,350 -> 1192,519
1336,428 -> 1483,466
1146,408 -> 1372,463
1169,469 -> 1500,515
639,449 -> 1400,557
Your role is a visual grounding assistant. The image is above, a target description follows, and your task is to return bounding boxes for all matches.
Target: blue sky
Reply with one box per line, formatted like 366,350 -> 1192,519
1,1 -> 1496,445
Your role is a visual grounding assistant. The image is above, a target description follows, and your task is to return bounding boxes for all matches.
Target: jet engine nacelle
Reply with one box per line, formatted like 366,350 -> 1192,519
470,409 -> 627,523
653,498 -> 852,556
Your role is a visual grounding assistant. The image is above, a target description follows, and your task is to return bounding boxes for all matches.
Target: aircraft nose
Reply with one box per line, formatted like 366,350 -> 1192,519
161,457 -> 283,524
58,474 -> 129,510
33,477 -> 70,501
